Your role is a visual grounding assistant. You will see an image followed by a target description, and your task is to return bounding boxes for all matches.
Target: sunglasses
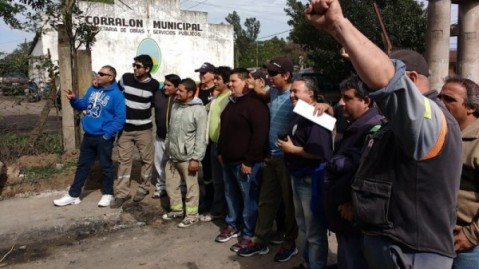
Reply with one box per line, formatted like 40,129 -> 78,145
132,63 -> 145,69
97,72 -> 112,77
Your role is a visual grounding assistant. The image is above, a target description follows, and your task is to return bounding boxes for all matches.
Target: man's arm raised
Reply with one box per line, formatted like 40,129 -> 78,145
304,0 -> 394,90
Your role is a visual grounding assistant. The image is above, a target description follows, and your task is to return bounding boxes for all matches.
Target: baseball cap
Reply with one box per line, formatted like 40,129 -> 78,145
263,57 -> 294,74
195,62 -> 216,73
250,69 -> 271,86
389,49 -> 430,77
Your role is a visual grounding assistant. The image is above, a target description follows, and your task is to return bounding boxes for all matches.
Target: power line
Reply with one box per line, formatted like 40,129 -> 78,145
185,0 -> 209,10
258,29 -> 291,40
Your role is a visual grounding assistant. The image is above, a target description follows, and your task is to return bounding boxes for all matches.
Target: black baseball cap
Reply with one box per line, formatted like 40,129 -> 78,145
195,62 -> 216,73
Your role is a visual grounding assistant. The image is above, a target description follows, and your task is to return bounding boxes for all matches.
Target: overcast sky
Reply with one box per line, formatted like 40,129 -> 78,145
0,0 -> 457,54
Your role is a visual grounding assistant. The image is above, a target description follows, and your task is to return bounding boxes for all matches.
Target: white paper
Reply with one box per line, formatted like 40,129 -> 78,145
293,99 -> 337,131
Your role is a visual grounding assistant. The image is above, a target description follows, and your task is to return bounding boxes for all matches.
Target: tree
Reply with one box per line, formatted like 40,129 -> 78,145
225,11 -> 261,68
0,41 -> 31,76
285,0 -> 427,84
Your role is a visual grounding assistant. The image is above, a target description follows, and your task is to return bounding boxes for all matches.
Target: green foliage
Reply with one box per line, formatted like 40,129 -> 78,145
0,41 -> 32,76
285,0 -> 427,84
0,132 -> 63,161
21,159 -> 75,182
226,11 -> 261,68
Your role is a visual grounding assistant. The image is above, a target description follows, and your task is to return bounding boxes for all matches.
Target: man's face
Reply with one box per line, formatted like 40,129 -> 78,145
267,70 -> 288,90
176,84 -> 192,103
228,74 -> 247,97
214,74 -> 227,92
133,61 -> 149,78
440,82 -> 469,122
200,71 -> 214,85
96,67 -> 114,87
338,88 -> 369,121
163,80 -> 177,96
290,80 -> 313,106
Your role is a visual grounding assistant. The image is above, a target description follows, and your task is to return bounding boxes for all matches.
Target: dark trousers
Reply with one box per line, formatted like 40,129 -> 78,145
69,134 -> 114,197
253,156 -> 298,248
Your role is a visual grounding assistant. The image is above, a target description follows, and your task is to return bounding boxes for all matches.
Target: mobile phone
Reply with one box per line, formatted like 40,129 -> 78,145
278,133 -> 288,141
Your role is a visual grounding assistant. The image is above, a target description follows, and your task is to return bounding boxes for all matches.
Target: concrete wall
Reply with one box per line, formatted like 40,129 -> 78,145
31,0 -> 234,84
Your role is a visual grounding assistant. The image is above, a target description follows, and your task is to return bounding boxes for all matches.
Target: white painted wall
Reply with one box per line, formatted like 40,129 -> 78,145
30,0 -> 234,84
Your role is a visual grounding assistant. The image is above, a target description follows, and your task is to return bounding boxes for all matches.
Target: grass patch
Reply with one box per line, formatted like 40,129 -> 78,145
21,160 -> 76,183
0,132 -> 63,161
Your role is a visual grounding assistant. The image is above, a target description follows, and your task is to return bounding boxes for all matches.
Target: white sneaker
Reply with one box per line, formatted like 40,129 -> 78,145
98,194 -> 113,207
53,194 -> 81,207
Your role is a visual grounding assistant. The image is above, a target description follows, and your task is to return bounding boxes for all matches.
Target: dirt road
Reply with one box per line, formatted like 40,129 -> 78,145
6,220 -> 337,269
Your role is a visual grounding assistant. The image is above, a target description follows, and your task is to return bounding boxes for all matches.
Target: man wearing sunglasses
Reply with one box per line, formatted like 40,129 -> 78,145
53,65 -> 126,207
111,55 -> 160,208
238,57 -> 299,263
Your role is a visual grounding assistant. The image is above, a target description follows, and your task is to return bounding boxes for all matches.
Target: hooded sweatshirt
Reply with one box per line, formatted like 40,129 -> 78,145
165,97 -> 207,162
70,81 -> 126,139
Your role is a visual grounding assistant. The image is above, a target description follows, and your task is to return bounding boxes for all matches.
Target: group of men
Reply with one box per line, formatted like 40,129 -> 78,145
51,0 -> 478,268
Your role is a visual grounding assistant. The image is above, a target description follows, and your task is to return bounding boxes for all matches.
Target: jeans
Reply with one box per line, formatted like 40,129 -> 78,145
336,233 -> 368,269
69,134 -> 114,197
362,235 -> 453,269
291,175 -> 328,269
154,137 -> 168,192
223,162 -> 262,238
453,245 -> 479,269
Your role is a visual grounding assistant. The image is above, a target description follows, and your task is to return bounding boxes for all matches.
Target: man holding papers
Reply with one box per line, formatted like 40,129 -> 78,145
278,76 -> 333,269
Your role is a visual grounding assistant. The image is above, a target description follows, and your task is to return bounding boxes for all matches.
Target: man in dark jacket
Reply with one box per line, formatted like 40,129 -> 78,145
323,75 -> 383,269
306,1 -> 462,268
153,74 -> 181,198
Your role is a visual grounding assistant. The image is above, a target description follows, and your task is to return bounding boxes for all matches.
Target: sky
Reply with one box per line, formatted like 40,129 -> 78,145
0,0 -> 457,54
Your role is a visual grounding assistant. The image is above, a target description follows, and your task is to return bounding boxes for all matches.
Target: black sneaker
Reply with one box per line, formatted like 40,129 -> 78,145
215,225 -> 240,243
237,241 -> 269,257
274,245 -> 298,263
110,195 -> 131,209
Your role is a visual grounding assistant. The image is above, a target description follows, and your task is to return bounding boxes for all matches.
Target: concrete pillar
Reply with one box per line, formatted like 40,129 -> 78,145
58,25 -> 76,152
76,50 -> 93,97
457,2 -> 479,83
426,0 -> 452,91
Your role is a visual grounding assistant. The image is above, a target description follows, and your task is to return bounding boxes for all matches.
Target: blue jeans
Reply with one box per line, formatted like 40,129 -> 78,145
336,233 -> 368,269
362,235 -> 453,269
453,245 -> 479,269
223,162 -> 262,238
69,134 -> 114,197
291,175 -> 328,269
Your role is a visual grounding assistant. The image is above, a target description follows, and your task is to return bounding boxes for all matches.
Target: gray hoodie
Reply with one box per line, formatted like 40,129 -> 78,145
165,97 -> 207,162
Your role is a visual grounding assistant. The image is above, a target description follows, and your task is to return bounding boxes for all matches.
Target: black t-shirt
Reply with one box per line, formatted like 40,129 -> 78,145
197,85 -> 215,105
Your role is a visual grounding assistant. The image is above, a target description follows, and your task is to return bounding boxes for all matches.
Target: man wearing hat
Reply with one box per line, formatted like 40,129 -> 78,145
305,1 -> 462,269
194,62 -> 216,215
249,68 -> 271,93
194,62 -> 217,105
238,57 -> 298,263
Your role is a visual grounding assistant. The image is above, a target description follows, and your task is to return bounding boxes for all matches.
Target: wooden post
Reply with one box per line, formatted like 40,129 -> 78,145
58,25 -> 76,152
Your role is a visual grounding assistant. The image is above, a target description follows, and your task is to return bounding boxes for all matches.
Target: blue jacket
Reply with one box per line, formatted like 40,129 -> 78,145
70,81 -> 126,139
